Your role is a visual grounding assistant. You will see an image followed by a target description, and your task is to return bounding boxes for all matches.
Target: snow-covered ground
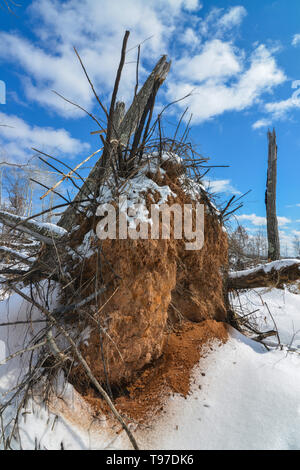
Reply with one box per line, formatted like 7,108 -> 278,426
138,328 -> 300,450
1,286 -> 300,450
230,286 -> 300,349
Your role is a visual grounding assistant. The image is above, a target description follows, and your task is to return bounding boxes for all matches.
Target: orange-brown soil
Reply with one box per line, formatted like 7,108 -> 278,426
67,162 -> 228,396
76,319 -> 227,424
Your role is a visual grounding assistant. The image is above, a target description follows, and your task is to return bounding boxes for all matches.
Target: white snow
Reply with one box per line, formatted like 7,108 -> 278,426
99,167 -> 176,211
1,284 -> 300,450
0,284 -> 57,388
76,230 -> 95,258
0,211 -> 68,238
90,157 -> 177,236
135,329 -> 300,450
0,246 -> 36,263
231,287 -> 300,349
229,259 -> 300,279
33,221 -> 68,238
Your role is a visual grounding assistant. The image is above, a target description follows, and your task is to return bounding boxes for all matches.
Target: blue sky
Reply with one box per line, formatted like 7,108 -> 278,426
0,0 -> 300,252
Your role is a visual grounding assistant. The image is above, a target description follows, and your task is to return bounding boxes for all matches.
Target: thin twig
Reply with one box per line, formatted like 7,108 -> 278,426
40,147 -> 103,200
73,47 -> 108,119
9,285 -> 139,450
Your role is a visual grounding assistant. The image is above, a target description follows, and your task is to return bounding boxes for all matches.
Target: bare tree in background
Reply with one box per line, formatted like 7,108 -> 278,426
0,162 -> 57,244
4,169 -> 27,216
228,224 -> 268,270
265,129 -> 280,261
250,229 -> 267,260
0,0 -> 20,14
228,225 -> 249,268
294,235 -> 300,258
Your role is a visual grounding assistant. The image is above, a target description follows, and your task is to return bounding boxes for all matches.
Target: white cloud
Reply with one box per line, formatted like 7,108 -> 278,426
217,6 -> 247,31
236,213 -> 291,227
286,204 -> 300,209
0,112 -> 90,163
0,0 -> 190,117
261,80 -> 300,121
277,217 -> 291,226
292,34 -> 300,47
278,230 -> 297,256
203,179 -> 241,195
180,27 -> 200,47
200,6 -> 246,38
174,39 -> 242,82
237,213 -> 267,226
199,8 -> 221,36
157,0 -> 202,12
168,44 -> 286,123
181,0 -> 202,11
252,118 -> 272,129
0,33 -> 98,117
0,1 -> 286,126
265,96 -> 300,119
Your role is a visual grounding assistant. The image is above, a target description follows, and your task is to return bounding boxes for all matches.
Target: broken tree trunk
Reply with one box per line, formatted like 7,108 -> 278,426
58,55 -> 171,233
0,37 -> 174,451
228,259 -> 300,290
0,52 -> 171,279
265,129 -> 280,261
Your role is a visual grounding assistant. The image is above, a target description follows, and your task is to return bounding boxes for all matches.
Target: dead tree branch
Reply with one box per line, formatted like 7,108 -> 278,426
0,210 -> 68,245
228,260 -> 300,290
8,284 -> 139,450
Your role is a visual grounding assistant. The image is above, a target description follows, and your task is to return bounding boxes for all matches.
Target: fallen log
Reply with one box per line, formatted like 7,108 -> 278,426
228,259 -> 300,290
0,246 -> 35,266
0,211 -> 68,245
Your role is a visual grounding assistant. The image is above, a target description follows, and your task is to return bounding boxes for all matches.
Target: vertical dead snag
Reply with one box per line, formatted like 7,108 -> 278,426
266,129 -> 280,261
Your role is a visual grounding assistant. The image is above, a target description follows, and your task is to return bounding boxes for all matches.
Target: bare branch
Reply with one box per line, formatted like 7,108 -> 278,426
73,47 -> 108,119
0,210 -> 68,245
0,246 -> 35,266
9,285 -> 140,451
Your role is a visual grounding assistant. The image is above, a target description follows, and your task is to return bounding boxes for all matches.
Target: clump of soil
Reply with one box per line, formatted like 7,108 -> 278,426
78,319 -> 228,424
67,160 -> 228,388
69,237 -> 177,386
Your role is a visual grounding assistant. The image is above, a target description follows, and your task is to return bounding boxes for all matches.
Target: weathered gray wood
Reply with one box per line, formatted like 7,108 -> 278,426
265,129 -> 280,261
112,101 -> 126,137
0,246 -> 35,265
58,55 -> 171,232
228,260 -> 300,290
0,211 -> 68,245
118,55 -> 171,145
